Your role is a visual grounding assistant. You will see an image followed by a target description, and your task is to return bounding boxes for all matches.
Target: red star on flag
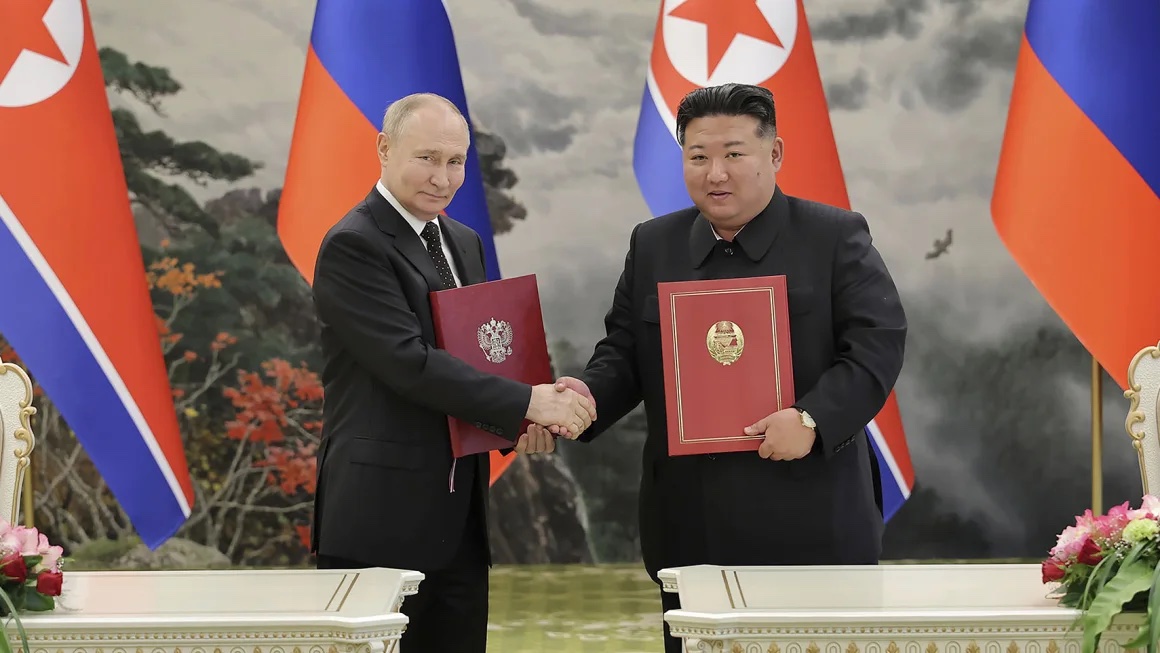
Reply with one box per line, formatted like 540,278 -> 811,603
668,0 -> 783,78
0,0 -> 69,81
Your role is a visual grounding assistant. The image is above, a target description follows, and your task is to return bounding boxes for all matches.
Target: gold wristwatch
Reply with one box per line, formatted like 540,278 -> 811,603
795,407 -> 816,429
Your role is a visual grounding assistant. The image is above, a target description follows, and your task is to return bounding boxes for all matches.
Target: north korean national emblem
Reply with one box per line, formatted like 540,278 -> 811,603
477,318 -> 514,364
706,320 -> 744,365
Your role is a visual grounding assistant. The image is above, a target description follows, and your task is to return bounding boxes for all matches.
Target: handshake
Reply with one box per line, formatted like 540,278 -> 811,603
518,376 -> 595,455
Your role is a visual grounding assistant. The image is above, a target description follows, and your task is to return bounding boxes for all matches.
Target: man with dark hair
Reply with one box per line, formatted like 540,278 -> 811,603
529,82 -> 907,652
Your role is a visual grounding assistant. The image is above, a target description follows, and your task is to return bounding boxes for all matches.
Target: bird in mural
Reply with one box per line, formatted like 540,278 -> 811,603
925,228 -> 953,260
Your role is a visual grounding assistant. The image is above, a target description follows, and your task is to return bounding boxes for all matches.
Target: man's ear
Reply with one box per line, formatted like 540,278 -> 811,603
771,136 -> 784,172
376,132 -> 390,166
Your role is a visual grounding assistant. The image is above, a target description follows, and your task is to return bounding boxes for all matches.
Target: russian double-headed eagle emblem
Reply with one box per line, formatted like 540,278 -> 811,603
477,318 -> 514,364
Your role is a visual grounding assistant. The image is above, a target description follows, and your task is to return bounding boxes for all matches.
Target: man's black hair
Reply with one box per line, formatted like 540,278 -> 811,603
674,83 -> 777,145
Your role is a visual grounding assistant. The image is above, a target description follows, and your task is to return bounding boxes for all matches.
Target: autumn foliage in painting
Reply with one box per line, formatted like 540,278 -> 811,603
1,239 -> 323,563
0,46 -> 541,567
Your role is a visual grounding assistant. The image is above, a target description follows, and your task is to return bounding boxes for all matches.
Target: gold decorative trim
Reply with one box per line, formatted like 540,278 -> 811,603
6,627 -> 406,645
671,640 -> 1104,653
0,362 -> 36,522
669,286 -> 783,445
1123,343 -> 1160,495
663,620 -> 1143,638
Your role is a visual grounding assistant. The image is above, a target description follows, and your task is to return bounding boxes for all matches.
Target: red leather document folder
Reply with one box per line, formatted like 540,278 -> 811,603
429,274 -> 552,458
658,276 -> 795,456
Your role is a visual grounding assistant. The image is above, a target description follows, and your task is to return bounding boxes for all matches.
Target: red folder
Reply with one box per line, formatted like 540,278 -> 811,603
429,274 -> 552,458
658,276 -> 795,456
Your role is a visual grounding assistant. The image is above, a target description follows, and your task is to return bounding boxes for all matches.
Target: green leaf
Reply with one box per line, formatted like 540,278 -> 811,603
1151,561 -> 1160,653
19,593 -> 52,613
0,589 -> 30,653
1081,561 -> 1153,653
1081,555 -> 1117,610
1120,560 -> 1158,652
1121,541 -> 1151,571
16,558 -> 39,572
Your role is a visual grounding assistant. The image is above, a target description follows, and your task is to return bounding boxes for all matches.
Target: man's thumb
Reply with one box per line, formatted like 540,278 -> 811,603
743,419 -> 766,436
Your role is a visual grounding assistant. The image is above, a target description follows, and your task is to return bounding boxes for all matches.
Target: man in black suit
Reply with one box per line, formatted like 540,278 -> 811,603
310,92 -> 592,653
534,83 -> 907,652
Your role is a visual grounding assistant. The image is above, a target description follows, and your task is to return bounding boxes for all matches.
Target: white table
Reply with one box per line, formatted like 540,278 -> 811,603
7,568 -> 423,653
659,563 -> 1144,653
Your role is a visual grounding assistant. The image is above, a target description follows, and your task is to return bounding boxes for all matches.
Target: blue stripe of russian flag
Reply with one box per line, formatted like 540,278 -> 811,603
307,0 -> 500,279
1024,0 -> 1160,198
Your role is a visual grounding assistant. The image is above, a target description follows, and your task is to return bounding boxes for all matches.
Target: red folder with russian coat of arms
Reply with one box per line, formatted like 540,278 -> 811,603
428,274 -> 552,458
658,276 -> 795,456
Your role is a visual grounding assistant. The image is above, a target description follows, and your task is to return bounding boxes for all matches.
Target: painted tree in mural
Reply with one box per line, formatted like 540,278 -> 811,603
0,46 -> 594,566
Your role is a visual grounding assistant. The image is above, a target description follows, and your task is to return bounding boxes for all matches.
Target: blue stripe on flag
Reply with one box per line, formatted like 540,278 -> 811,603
0,213 -> 186,548
870,426 -> 907,522
1024,0 -> 1160,197
632,87 -> 692,217
308,0 -> 500,279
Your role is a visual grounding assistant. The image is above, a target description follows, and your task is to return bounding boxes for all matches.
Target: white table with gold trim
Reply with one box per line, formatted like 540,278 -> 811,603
659,563 -> 1144,653
5,568 -> 422,653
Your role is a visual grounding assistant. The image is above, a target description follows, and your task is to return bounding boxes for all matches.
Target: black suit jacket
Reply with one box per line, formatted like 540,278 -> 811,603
309,188 -> 532,572
578,188 -> 907,580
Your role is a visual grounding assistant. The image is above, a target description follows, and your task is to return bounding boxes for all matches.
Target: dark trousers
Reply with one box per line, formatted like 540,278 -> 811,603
661,587 -> 682,653
317,493 -> 489,653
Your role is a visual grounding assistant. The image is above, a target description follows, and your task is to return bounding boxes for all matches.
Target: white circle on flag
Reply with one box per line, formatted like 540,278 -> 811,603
0,0 -> 85,108
662,0 -> 798,87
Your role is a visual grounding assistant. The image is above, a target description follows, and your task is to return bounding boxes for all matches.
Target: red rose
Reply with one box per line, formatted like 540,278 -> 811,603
0,552 -> 27,583
35,570 -> 62,597
1077,538 -> 1104,566
1041,559 -> 1066,583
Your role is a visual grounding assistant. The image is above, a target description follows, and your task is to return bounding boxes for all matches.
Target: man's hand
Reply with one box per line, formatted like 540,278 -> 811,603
526,383 -> 595,438
546,376 -> 596,439
745,408 -> 816,461
515,423 -> 556,454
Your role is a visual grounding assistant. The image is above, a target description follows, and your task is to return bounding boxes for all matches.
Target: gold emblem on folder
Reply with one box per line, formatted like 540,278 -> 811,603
706,320 -> 744,365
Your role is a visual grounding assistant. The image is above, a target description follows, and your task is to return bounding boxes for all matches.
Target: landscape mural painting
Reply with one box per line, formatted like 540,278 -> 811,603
0,0 -> 1144,578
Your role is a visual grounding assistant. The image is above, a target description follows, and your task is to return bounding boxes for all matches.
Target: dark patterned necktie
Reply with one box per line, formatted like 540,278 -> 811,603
420,221 -> 457,289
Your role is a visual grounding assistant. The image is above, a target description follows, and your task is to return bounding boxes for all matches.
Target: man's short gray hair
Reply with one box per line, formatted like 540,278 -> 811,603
380,93 -> 469,141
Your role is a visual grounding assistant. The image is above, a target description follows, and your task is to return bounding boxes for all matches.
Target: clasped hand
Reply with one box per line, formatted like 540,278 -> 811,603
516,376 -> 595,455
745,407 -> 816,461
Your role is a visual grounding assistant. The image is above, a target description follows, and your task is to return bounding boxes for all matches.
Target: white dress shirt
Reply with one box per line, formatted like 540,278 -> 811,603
376,180 -> 462,287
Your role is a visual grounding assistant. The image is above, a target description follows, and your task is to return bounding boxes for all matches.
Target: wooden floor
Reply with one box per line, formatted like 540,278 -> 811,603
487,564 -> 663,652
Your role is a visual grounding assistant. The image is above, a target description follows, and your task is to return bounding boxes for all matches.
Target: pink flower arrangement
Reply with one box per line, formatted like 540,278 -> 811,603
1042,495 -> 1160,653
0,520 -> 65,653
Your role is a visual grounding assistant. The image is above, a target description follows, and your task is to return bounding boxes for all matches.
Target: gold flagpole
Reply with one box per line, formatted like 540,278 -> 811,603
1091,355 -> 1103,514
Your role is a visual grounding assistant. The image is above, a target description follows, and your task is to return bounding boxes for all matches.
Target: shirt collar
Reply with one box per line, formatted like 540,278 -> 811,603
690,187 -> 786,268
376,180 -> 438,237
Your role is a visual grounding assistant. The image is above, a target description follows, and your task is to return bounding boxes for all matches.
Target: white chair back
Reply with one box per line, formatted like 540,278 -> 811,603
1125,344 -> 1160,495
0,362 -> 36,525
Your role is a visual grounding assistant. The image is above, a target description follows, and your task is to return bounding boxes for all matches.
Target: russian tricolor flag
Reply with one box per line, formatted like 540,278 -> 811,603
0,0 -> 193,546
993,1 -> 1160,390
277,0 -> 516,482
633,0 -> 916,520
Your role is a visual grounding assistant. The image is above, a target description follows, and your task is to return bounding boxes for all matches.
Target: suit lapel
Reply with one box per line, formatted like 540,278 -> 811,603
364,189 -> 448,291
440,219 -> 486,286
